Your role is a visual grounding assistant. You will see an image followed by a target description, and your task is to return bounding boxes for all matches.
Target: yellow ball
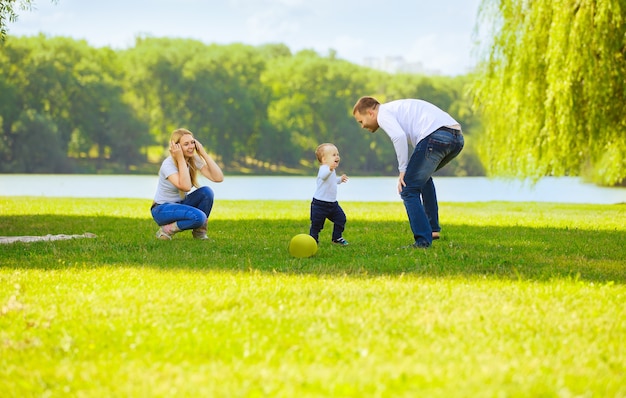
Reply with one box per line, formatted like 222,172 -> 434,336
288,234 -> 318,258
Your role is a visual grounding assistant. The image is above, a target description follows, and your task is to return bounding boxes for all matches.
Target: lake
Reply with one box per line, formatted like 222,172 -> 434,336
1,174 -> 625,204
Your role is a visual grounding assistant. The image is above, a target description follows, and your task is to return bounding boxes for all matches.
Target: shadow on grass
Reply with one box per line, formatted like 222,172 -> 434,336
1,215 -> 624,284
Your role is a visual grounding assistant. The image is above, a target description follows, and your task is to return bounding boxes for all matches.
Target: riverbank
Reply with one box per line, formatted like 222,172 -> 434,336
1,175 -> 626,204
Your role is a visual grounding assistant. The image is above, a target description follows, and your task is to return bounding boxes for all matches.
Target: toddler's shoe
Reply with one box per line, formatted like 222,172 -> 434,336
332,237 -> 349,246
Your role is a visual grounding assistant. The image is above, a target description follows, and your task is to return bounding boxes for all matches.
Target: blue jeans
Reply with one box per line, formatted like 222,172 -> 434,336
400,128 -> 464,246
309,198 -> 346,242
151,186 -> 215,231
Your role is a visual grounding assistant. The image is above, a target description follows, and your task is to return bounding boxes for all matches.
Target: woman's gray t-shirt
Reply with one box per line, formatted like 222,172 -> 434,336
153,155 -> 204,204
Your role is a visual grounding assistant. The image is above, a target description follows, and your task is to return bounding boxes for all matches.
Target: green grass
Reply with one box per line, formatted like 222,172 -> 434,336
1,197 -> 625,397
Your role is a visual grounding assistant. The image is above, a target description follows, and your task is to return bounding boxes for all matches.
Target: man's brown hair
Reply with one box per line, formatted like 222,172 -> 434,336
352,96 -> 380,115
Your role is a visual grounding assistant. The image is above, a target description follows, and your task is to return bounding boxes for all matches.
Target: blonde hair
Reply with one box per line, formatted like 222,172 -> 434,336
315,143 -> 336,163
170,128 -> 200,197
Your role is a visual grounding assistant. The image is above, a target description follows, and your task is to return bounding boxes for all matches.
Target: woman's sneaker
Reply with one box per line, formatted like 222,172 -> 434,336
332,237 -> 349,246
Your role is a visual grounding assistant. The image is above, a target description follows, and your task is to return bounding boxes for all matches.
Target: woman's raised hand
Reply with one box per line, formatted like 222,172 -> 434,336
194,139 -> 207,156
169,141 -> 184,160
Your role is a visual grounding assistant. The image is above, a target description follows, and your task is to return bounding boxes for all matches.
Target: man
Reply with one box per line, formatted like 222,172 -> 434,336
352,96 -> 464,248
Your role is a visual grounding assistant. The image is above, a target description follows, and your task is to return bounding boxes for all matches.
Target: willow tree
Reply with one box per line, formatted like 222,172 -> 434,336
473,0 -> 626,186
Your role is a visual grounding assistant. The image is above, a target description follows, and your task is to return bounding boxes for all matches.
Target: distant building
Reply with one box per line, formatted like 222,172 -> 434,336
362,56 -> 441,75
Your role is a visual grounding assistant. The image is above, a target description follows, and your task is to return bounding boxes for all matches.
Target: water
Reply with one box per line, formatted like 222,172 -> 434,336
1,174 -> 625,204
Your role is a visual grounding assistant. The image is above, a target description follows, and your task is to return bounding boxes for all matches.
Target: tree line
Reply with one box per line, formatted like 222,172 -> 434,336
0,34 -> 483,176
2,1 -> 625,186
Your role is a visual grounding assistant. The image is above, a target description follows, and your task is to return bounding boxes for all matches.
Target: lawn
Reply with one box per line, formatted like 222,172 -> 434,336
1,197 -> 625,397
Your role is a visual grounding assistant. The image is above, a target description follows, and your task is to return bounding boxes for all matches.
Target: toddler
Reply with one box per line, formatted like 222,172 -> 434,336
309,143 -> 349,245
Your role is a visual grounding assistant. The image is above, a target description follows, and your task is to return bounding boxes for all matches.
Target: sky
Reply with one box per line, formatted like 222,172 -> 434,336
8,0 -> 483,76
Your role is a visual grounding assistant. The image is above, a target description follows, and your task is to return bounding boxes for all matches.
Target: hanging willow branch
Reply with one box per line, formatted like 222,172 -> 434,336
472,0 -> 626,186
0,1 -> 59,43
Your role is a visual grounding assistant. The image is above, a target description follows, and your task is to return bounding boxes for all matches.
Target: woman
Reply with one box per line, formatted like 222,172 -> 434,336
151,128 -> 224,240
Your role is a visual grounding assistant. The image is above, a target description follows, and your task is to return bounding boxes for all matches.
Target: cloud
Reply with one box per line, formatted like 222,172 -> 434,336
8,0 -> 480,75
330,35 -> 366,60
245,9 -> 303,44
405,32 -> 475,75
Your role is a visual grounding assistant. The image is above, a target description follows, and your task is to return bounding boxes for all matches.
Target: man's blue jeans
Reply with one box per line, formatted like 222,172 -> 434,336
400,128 -> 464,246
151,186 -> 215,231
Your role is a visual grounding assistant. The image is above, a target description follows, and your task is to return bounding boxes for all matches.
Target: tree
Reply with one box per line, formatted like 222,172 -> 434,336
1,35 -> 150,172
473,0 -> 626,186
0,34 -> 78,170
10,110 -> 70,172
120,37 -> 211,144
0,0 -> 57,42
262,50 -> 377,171
182,43 -> 271,166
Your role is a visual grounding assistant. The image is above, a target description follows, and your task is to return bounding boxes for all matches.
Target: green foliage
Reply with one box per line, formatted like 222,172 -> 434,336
473,0 -> 626,186
10,110 -> 69,172
1,34 -> 482,176
1,197 -> 625,396
0,35 -> 148,172
262,51 -> 375,171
